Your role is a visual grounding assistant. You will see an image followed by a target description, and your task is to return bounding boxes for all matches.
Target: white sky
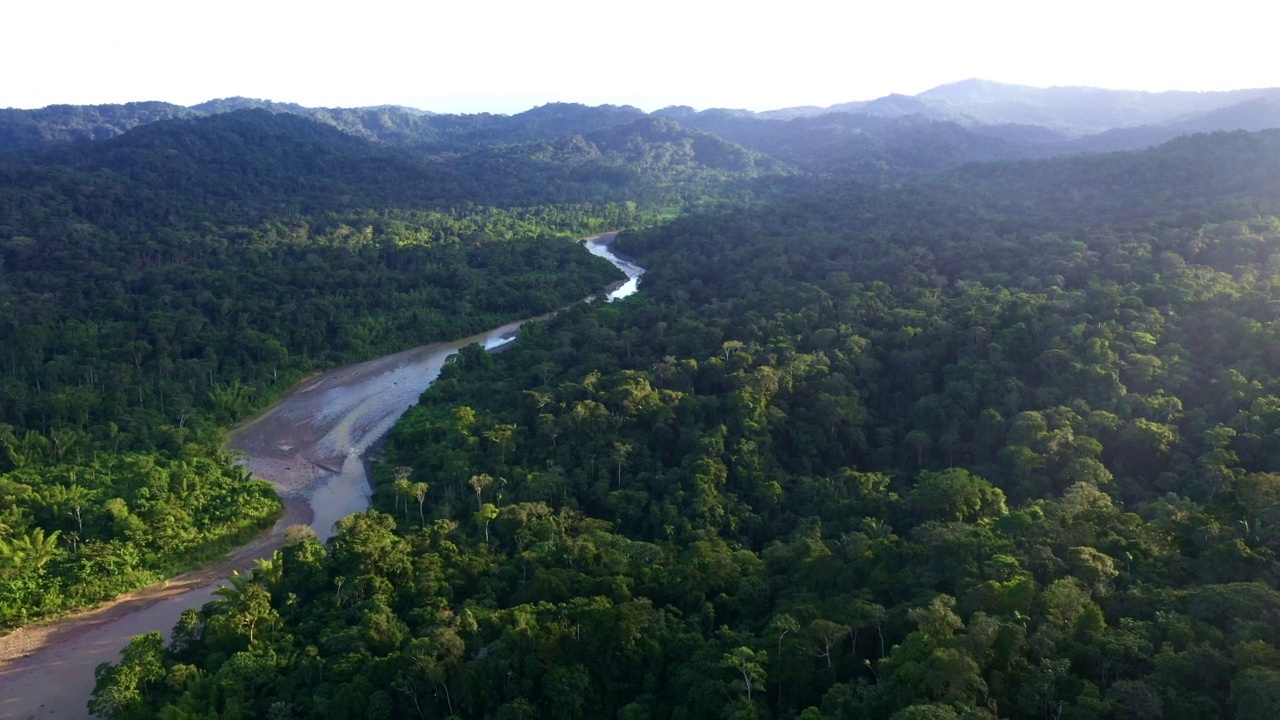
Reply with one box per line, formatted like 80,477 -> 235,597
6,0 -> 1279,114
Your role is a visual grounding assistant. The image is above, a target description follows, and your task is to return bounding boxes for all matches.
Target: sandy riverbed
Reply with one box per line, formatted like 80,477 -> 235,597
0,325 -> 528,719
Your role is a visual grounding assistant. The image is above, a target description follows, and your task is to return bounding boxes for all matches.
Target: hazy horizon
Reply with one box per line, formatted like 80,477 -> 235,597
6,77 -> 1279,118
8,1 -> 1278,115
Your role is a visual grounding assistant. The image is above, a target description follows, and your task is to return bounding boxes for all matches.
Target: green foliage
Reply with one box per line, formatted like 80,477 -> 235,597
0,453 -> 280,628
83,117 -> 1280,717
88,631 -> 166,719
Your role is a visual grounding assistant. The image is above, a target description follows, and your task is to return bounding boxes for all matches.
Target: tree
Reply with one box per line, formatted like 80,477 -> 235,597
476,503 -> 498,543
469,473 -> 494,510
611,441 -> 633,490
908,595 -> 964,643
413,481 -> 429,527
484,423 -> 517,473
329,511 -> 412,581
89,632 -> 166,719
0,527 -> 61,571
765,613 -> 801,711
904,430 -> 933,467
1232,667 -> 1280,720
723,646 -> 767,702
920,647 -> 987,705
211,570 -> 278,646
809,619 -> 851,669
1067,546 -> 1119,597
392,466 -> 414,518
907,469 -> 1006,525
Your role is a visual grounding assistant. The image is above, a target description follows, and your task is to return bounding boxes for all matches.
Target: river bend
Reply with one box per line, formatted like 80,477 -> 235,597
0,232 -> 640,719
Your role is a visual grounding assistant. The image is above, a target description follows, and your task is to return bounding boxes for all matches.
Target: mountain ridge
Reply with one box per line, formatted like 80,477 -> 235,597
9,80 -> 1280,179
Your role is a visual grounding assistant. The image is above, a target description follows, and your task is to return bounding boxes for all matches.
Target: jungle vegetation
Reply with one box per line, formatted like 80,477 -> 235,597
83,123 -> 1280,719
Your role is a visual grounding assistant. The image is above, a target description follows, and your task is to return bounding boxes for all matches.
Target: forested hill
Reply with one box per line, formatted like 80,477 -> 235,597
0,101 -> 197,150
950,130 -> 1280,226
5,109 -> 774,215
0,100 -> 649,154
16,110 -> 447,215
729,129 -> 1280,254
655,111 -> 1024,177
91,127 -> 1280,719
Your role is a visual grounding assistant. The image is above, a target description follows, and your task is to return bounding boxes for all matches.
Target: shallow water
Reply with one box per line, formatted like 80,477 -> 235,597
586,234 -> 644,301
280,321 -> 524,541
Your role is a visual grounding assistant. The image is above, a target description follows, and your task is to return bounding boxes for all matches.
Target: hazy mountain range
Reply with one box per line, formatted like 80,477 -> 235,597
763,78 -> 1280,131
6,79 -> 1280,180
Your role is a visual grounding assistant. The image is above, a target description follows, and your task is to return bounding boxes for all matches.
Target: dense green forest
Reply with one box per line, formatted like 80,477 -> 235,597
10,92 -> 1280,718
0,105 -> 778,628
82,127 -> 1280,719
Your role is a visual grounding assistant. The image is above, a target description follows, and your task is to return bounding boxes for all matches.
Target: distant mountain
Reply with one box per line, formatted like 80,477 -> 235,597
914,78 -> 1278,133
6,109 -> 773,216
1173,95 -> 1280,133
844,93 -> 939,119
188,97 -> 440,119
23,109 -> 448,214
514,102 -> 645,130
447,116 -> 782,208
648,109 -> 1023,177
761,79 -> 1280,135
0,99 -> 645,154
755,105 -> 826,121
966,123 -> 1072,146
787,80 -> 1280,161
0,98 -> 431,152
652,106 -> 757,123
653,81 -> 1280,173
11,81 -> 1280,183
949,128 -> 1280,228
189,97 -> 315,115
463,102 -> 647,148
1020,94 -> 1280,157
0,101 -> 196,151
586,116 -> 778,174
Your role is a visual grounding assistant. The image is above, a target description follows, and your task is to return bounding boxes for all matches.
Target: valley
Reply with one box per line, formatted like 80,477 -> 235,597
4,86 -> 1280,719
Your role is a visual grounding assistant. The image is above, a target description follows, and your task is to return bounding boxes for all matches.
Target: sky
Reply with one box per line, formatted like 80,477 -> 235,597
6,0 -> 1279,114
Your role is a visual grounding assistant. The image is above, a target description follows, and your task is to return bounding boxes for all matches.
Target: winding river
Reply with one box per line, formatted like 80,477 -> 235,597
0,232 -> 641,720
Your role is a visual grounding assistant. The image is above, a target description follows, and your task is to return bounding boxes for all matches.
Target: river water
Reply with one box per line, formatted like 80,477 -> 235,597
586,234 -> 644,302
0,232 -> 641,720
234,231 -> 641,543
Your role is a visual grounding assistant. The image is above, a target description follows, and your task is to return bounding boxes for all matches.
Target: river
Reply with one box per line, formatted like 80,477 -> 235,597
0,232 -> 641,720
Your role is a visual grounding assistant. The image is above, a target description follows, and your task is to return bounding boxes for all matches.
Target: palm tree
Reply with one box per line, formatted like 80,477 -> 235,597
39,484 -> 96,534
212,570 -> 276,644
0,527 -> 63,571
469,473 -> 493,510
